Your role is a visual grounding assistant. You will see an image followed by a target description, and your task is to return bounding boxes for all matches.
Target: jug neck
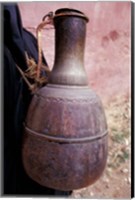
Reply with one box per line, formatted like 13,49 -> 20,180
49,8 -> 89,86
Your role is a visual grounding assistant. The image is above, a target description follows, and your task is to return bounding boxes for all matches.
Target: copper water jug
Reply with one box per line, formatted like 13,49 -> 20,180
22,8 -> 108,191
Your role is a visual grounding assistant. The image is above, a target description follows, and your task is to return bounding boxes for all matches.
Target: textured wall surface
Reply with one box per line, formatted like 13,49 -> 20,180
19,2 -> 131,103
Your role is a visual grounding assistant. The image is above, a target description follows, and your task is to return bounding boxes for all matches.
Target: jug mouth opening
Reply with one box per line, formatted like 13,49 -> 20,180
54,8 -> 89,22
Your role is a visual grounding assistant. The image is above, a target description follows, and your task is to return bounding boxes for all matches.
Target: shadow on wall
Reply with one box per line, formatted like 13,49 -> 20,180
19,2 -> 131,103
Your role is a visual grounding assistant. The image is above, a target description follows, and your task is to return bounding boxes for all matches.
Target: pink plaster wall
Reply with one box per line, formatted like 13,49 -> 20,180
19,2 -> 131,103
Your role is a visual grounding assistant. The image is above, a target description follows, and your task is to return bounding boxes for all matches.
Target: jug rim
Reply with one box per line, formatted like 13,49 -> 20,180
55,8 -> 84,14
54,8 -> 89,22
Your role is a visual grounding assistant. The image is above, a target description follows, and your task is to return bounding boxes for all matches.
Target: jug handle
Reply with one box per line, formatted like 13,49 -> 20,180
36,12 -> 54,80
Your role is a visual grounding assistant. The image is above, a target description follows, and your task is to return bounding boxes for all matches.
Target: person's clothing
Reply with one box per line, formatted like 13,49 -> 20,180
4,4 -> 72,196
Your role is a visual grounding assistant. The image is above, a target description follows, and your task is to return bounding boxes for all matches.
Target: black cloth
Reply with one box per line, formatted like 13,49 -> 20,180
3,3 -> 72,196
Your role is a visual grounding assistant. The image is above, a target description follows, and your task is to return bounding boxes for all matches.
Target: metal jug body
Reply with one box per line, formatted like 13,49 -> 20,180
22,8 -> 108,191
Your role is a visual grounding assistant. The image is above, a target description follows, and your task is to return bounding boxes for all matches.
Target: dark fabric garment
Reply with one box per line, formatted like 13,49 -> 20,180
3,3 -> 72,196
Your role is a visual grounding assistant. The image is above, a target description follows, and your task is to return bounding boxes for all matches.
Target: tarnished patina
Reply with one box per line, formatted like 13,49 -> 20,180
22,8 -> 108,191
